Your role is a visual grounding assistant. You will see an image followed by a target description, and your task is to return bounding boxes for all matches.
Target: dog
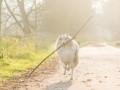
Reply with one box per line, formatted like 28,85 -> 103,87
55,33 -> 79,80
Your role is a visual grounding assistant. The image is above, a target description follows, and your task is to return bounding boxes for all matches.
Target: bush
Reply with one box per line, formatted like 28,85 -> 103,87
0,36 -> 55,83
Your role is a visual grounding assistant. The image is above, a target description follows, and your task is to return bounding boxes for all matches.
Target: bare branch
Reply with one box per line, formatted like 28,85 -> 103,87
2,12 -> 10,16
27,0 -> 36,17
12,4 -> 19,12
27,3 -> 43,17
1,15 -> 12,23
14,14 -> 21,17
4,0 -> 23,29
4,16 -> 12,27
29,16 -> 93,77
1,21 -> 6,23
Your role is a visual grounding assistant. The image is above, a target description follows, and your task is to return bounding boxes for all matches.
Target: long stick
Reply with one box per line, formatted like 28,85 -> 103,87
73,16 -> 93,37
29,16 -> 93,77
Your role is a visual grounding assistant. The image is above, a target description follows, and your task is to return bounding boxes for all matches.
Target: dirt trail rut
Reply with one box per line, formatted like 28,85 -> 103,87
6,44 -> 120,90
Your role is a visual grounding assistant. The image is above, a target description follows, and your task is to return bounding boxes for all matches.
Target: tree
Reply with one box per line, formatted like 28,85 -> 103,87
4,0 -> 23,31
16,0 -> 31,34
41,0 -> 93,35
3,0 -> 39,35
0,0 -> 3,40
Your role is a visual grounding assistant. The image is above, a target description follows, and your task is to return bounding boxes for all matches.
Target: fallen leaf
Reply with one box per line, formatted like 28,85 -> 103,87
11,85 -> 17,89
104,76 -> 107,78
82,80 -> 86,83
117,84 -> 120,86
87,79 -> 92,82
0,84 -> 3,87
0,87 -> 7,90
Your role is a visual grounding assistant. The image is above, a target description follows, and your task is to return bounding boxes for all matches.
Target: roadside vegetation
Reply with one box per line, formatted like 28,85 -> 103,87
0,36 -> 119,83
0,36 -> 55,83
79,39 -> 120,47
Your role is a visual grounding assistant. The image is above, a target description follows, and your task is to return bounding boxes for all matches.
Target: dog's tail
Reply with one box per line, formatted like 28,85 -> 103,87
73,42 -> 79,66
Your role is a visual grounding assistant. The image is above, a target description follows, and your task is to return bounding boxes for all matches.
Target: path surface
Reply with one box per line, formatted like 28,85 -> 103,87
5,44 -> 120,90
39,44 -> 120,90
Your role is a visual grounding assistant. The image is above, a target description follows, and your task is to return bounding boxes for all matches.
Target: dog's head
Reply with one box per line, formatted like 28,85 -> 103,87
57,34 -> 72,45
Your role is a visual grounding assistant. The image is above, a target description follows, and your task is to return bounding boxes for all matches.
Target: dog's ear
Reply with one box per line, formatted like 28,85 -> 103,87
59,34 -> 63,37
58,34 -> 63,40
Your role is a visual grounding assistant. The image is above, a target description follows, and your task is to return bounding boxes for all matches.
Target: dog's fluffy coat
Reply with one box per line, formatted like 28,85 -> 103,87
55,34 -> 79,80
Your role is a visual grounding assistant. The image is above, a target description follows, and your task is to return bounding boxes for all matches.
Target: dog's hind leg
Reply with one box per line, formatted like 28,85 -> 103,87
67,61 -> 73,71
70,63 -> 75,80
62,63 -> 67,75
63,68 -> 66,75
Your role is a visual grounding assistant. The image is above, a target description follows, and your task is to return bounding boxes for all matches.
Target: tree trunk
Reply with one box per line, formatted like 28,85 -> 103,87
35,0 -> 37,30
0,0 -> 3,42
17,0 -> 31,35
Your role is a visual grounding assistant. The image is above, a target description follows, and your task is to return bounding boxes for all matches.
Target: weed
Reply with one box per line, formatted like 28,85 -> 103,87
0,36 -> 55,83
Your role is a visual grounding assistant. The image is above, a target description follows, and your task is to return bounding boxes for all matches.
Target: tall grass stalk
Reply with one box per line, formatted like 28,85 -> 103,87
0,36 -> 55,83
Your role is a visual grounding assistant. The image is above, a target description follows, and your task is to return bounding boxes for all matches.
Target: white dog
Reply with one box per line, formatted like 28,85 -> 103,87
55,34 -> 79,80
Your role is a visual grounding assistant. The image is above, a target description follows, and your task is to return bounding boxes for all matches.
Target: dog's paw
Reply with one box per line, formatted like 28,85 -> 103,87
63,72 -> 66,75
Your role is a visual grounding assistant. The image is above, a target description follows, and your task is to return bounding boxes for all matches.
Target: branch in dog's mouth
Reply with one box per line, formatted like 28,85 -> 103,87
28,16 -> 92,77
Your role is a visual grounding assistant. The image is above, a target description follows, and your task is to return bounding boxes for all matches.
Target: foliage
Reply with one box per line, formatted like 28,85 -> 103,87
41,0 -> 93,35
0,36 -> 55,83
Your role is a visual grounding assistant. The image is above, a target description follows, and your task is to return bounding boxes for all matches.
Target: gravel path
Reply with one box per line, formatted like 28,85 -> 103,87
1,44 -> 120,90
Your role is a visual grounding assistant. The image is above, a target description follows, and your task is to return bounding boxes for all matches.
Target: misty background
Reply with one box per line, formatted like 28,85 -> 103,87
0,0 -> 120,42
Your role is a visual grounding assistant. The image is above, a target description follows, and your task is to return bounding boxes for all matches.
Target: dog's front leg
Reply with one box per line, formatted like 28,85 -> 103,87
70,63 -> 75,80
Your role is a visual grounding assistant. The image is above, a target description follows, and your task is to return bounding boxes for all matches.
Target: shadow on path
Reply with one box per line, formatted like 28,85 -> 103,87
42,80 -> 72,90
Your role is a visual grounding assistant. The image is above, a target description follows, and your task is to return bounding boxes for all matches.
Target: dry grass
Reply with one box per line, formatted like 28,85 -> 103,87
0,36 -> 55,83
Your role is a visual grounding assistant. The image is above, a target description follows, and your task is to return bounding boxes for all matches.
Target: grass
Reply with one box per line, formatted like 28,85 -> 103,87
79,40 -> 120,47
107,41 -> 120,47
0,36 -> 56,83
79,41 -> 96,47
0,36 -> 118,83
79,42 -> 89,47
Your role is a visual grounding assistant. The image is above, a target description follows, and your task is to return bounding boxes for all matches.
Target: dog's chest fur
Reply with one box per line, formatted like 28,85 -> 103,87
57,42 -> 76,65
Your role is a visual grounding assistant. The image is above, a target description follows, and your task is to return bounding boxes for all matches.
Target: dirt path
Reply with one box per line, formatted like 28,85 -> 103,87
2,44 -> 120,90
39,44 -> 120,90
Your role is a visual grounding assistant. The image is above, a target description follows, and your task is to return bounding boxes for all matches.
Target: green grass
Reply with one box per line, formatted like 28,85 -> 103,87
79,42 -> 89,47
79,41 -> 95,47
79,40 -> 120,47
1,36 -> 118,83
0,37 -> 55,83
107,41 -> 120,47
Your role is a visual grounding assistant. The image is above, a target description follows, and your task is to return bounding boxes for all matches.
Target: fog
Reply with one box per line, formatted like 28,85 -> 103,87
90,0 -> 120,41
1,0 -> 120,42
